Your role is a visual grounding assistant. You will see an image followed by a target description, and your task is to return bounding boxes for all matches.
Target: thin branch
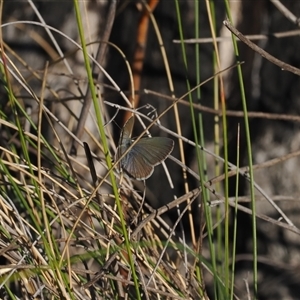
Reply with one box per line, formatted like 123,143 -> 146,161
173,29 -> 300,44
223,19 -> 300,76
144,89 -> 300,123
125,0 -> 159,123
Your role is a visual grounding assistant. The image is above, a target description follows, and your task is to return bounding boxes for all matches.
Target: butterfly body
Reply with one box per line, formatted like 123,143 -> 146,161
115,117 -> 174,180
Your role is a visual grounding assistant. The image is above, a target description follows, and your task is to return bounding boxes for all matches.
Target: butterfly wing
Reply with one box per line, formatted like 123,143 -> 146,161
120,148 -> 155,180
115,116 -> 174,180
132,137 -> 174,166
120,137 -> 173,179
115,116 -> 134,169
117,116 -> 134,147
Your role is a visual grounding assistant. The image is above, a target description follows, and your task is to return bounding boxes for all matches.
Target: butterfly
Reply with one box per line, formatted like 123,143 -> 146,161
115,116 -> 174,180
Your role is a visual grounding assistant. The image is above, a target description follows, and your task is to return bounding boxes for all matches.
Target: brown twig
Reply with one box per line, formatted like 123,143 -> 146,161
124,0 -> 159,123
144,88 -> 300,123
173,29 -> 300,44
223,19 -> 300,76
